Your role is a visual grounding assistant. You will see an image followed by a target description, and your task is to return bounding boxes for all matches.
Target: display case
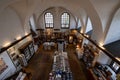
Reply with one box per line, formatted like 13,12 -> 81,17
49,51 -> 73,80
19,41 -> 35,62
7,46 -> 21,71
29,42 -> 35,56
82,44 -> 98,68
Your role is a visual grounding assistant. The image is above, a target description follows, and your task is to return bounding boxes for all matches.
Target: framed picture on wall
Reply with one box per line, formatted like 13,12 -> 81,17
0,58 -> 8,74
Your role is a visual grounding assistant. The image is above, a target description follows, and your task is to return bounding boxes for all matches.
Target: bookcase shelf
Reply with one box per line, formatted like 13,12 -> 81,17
19,41 -> 35,62
82,44 -> 98,68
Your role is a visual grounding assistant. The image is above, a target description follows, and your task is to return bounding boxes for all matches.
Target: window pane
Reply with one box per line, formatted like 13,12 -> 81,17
113,62 -> 120,71
46,24 -> 49,27
61,13 -> 70,28
66,25 -> 69,27
50,24 -> 53,27
45,13 -> 53,28
62,24 -> 64,27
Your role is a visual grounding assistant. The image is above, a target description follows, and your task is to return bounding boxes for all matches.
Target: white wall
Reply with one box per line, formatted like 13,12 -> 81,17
104,8 -> 120,45
97,51 -> 112,64
29,15 -> 37,33
37,8 -> 56,29
37,7 -> 76,30
0,0 -> 109,47
85,17 -> 93,33
0,35 -> 35,79
77,19 -> 81,28
0,51 -> 16,80
0,7 -> 25,47
14,35 -> 33,54
90,0 -> 119,32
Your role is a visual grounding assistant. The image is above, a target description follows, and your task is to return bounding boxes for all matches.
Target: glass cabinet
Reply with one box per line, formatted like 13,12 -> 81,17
19,41 -> 35,62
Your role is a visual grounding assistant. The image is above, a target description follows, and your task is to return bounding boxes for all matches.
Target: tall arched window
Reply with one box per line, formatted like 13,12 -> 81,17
61,12 -> 70,28
45,12 -> 53,28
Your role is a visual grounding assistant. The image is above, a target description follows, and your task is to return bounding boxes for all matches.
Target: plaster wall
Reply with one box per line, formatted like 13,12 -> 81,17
6,0 -> 103,44
37,7 -> 76,30
85,17 -> 92,33
104,8 -> 120,45
97,51 -> 112,65
0,51 -> 16,80
77,19 -> 81,28
9,0 -> 28,25
30,16 -> 36,32
0,7 -> 25,47
90,0 -> 119,32
0,0 -> 106,44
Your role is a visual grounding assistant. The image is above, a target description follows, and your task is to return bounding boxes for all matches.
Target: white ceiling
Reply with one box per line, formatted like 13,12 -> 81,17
0,0 -> 120,43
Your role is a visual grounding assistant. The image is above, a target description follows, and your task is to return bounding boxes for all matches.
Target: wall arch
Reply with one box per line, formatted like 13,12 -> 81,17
58,7 -> 78,28
36,7 -> 77,29
85,17 -> 93,33
34,6 -> 86,30
104,7 -> 120,45
7,6 -> 24,30
15,0 -> 103,43
0,7 -> 25,46
103,3 -> 120,44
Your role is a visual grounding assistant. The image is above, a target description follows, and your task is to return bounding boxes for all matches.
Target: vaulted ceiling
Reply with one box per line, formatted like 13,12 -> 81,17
0,0 -> 120,44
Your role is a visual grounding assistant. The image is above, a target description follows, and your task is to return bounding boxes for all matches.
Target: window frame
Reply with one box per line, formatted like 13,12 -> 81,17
109,61 -> 120,73
61,12 -> 70,29
44,12 -> 54,28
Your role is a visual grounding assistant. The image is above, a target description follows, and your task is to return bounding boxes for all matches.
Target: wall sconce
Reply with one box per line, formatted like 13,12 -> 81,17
72,30 -> 77,34
86,35 -> 89,38
99,42 -> 105,49
99,43 -> 103,47
25,32 -> 28,35
79,39 -> 82,42
69,36 -> 73,43
83,34 -> 86,36
16,36 -> 22,40
80,29 -> 83,33
46,29 -> 53,35
47,31 -> 51,35
76,44 -> 80,48
84,34 -> 89,38
3,42 -> 11,47
69,36 -> 73,40
116,57 -> 120,62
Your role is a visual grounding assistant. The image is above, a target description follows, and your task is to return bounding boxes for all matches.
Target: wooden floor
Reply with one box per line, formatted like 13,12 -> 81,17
24,44 -> 88,80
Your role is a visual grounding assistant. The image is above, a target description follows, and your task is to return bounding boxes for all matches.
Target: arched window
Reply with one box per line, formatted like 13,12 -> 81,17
45,12 -> 53,28
61,12 -> 70,28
